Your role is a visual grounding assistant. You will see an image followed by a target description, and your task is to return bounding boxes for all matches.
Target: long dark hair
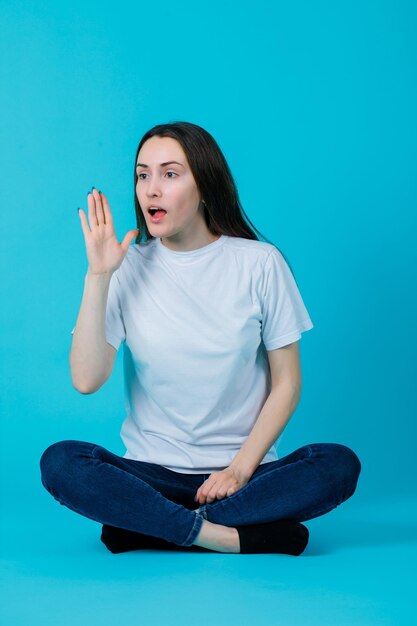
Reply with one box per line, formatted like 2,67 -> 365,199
133,121 -> 296,279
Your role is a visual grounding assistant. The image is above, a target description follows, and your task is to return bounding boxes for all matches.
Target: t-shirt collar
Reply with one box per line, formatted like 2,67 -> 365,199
155,234 -> 226,260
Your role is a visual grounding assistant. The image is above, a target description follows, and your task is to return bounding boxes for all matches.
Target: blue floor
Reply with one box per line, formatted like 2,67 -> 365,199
1,493 -> 416,625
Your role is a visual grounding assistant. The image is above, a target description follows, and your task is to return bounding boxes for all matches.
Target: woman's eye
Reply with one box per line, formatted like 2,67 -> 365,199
137,171 -> 177,180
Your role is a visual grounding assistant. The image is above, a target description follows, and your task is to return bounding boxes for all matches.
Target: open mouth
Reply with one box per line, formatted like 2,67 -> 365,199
148,208 -> 167,217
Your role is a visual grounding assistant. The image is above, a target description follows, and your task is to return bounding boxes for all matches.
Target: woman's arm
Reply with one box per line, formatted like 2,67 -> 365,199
71,189 -> 137,394
195,342 -> 302,505
70,269 -> 116,393
230,341 -> 302,479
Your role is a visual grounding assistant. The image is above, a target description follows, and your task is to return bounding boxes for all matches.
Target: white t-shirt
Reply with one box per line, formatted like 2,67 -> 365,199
72,235 -> 314,473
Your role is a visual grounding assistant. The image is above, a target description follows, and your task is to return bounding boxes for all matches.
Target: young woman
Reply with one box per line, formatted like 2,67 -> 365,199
40,121 -> 361,555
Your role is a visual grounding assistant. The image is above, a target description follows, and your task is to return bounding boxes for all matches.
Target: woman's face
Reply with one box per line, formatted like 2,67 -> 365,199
136,136 -> 205,241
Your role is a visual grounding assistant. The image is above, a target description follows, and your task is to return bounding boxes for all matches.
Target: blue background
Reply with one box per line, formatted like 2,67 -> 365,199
1,1 -> 416,624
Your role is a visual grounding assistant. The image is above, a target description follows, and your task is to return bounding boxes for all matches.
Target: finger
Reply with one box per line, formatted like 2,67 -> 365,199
87,191 -> 99,229
100,191 -> 114,228
198,483 -> 213,505
197,489 -> 207,504
78,208 -> 91,237
120,229 -> 139,254
92,188 -> 105,225
197,473 -> 220,504
210,482 -> 228,500
214,482 -> 234,500
214,477 -> 238,501
206,482 -> 221,504
215,489 -> 228,500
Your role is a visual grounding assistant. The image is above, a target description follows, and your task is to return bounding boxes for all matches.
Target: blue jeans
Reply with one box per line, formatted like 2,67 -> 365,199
39,440 -> 361,547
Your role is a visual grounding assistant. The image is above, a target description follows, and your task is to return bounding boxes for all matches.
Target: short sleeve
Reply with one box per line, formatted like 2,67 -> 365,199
70,271 -> 126,352
259,249 -> 314,350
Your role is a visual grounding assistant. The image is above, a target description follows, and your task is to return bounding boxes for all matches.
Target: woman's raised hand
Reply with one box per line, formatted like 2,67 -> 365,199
78,189 -> 139,276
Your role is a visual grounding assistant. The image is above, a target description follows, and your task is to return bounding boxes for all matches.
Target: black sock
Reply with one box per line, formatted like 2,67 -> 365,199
235,519 -> 309,555
100,524 -> 209,554
101,525 -> 175,553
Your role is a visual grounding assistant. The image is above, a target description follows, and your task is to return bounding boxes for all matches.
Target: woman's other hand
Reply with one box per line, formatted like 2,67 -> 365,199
195,466 -> 251,505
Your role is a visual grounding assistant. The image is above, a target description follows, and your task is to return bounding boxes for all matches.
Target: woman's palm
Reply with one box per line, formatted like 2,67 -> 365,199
78,189 -> 138,275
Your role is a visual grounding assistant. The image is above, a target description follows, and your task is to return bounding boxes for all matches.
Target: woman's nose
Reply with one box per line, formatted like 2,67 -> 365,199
146,176 -> 162,196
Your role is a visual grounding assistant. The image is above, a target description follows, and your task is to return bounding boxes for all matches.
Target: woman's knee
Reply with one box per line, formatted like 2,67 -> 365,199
39,440 -> 86,493
325,443 -> 362,493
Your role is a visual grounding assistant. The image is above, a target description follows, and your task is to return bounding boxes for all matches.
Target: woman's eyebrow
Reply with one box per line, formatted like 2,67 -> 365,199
136,161 -> 184,168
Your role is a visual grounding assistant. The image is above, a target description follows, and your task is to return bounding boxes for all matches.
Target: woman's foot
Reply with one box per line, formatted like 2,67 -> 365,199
192,518 -> 240,553
193,509 -> 309,555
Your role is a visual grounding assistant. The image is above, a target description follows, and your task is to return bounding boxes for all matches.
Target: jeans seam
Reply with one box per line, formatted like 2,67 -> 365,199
181,512 -> 204,547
